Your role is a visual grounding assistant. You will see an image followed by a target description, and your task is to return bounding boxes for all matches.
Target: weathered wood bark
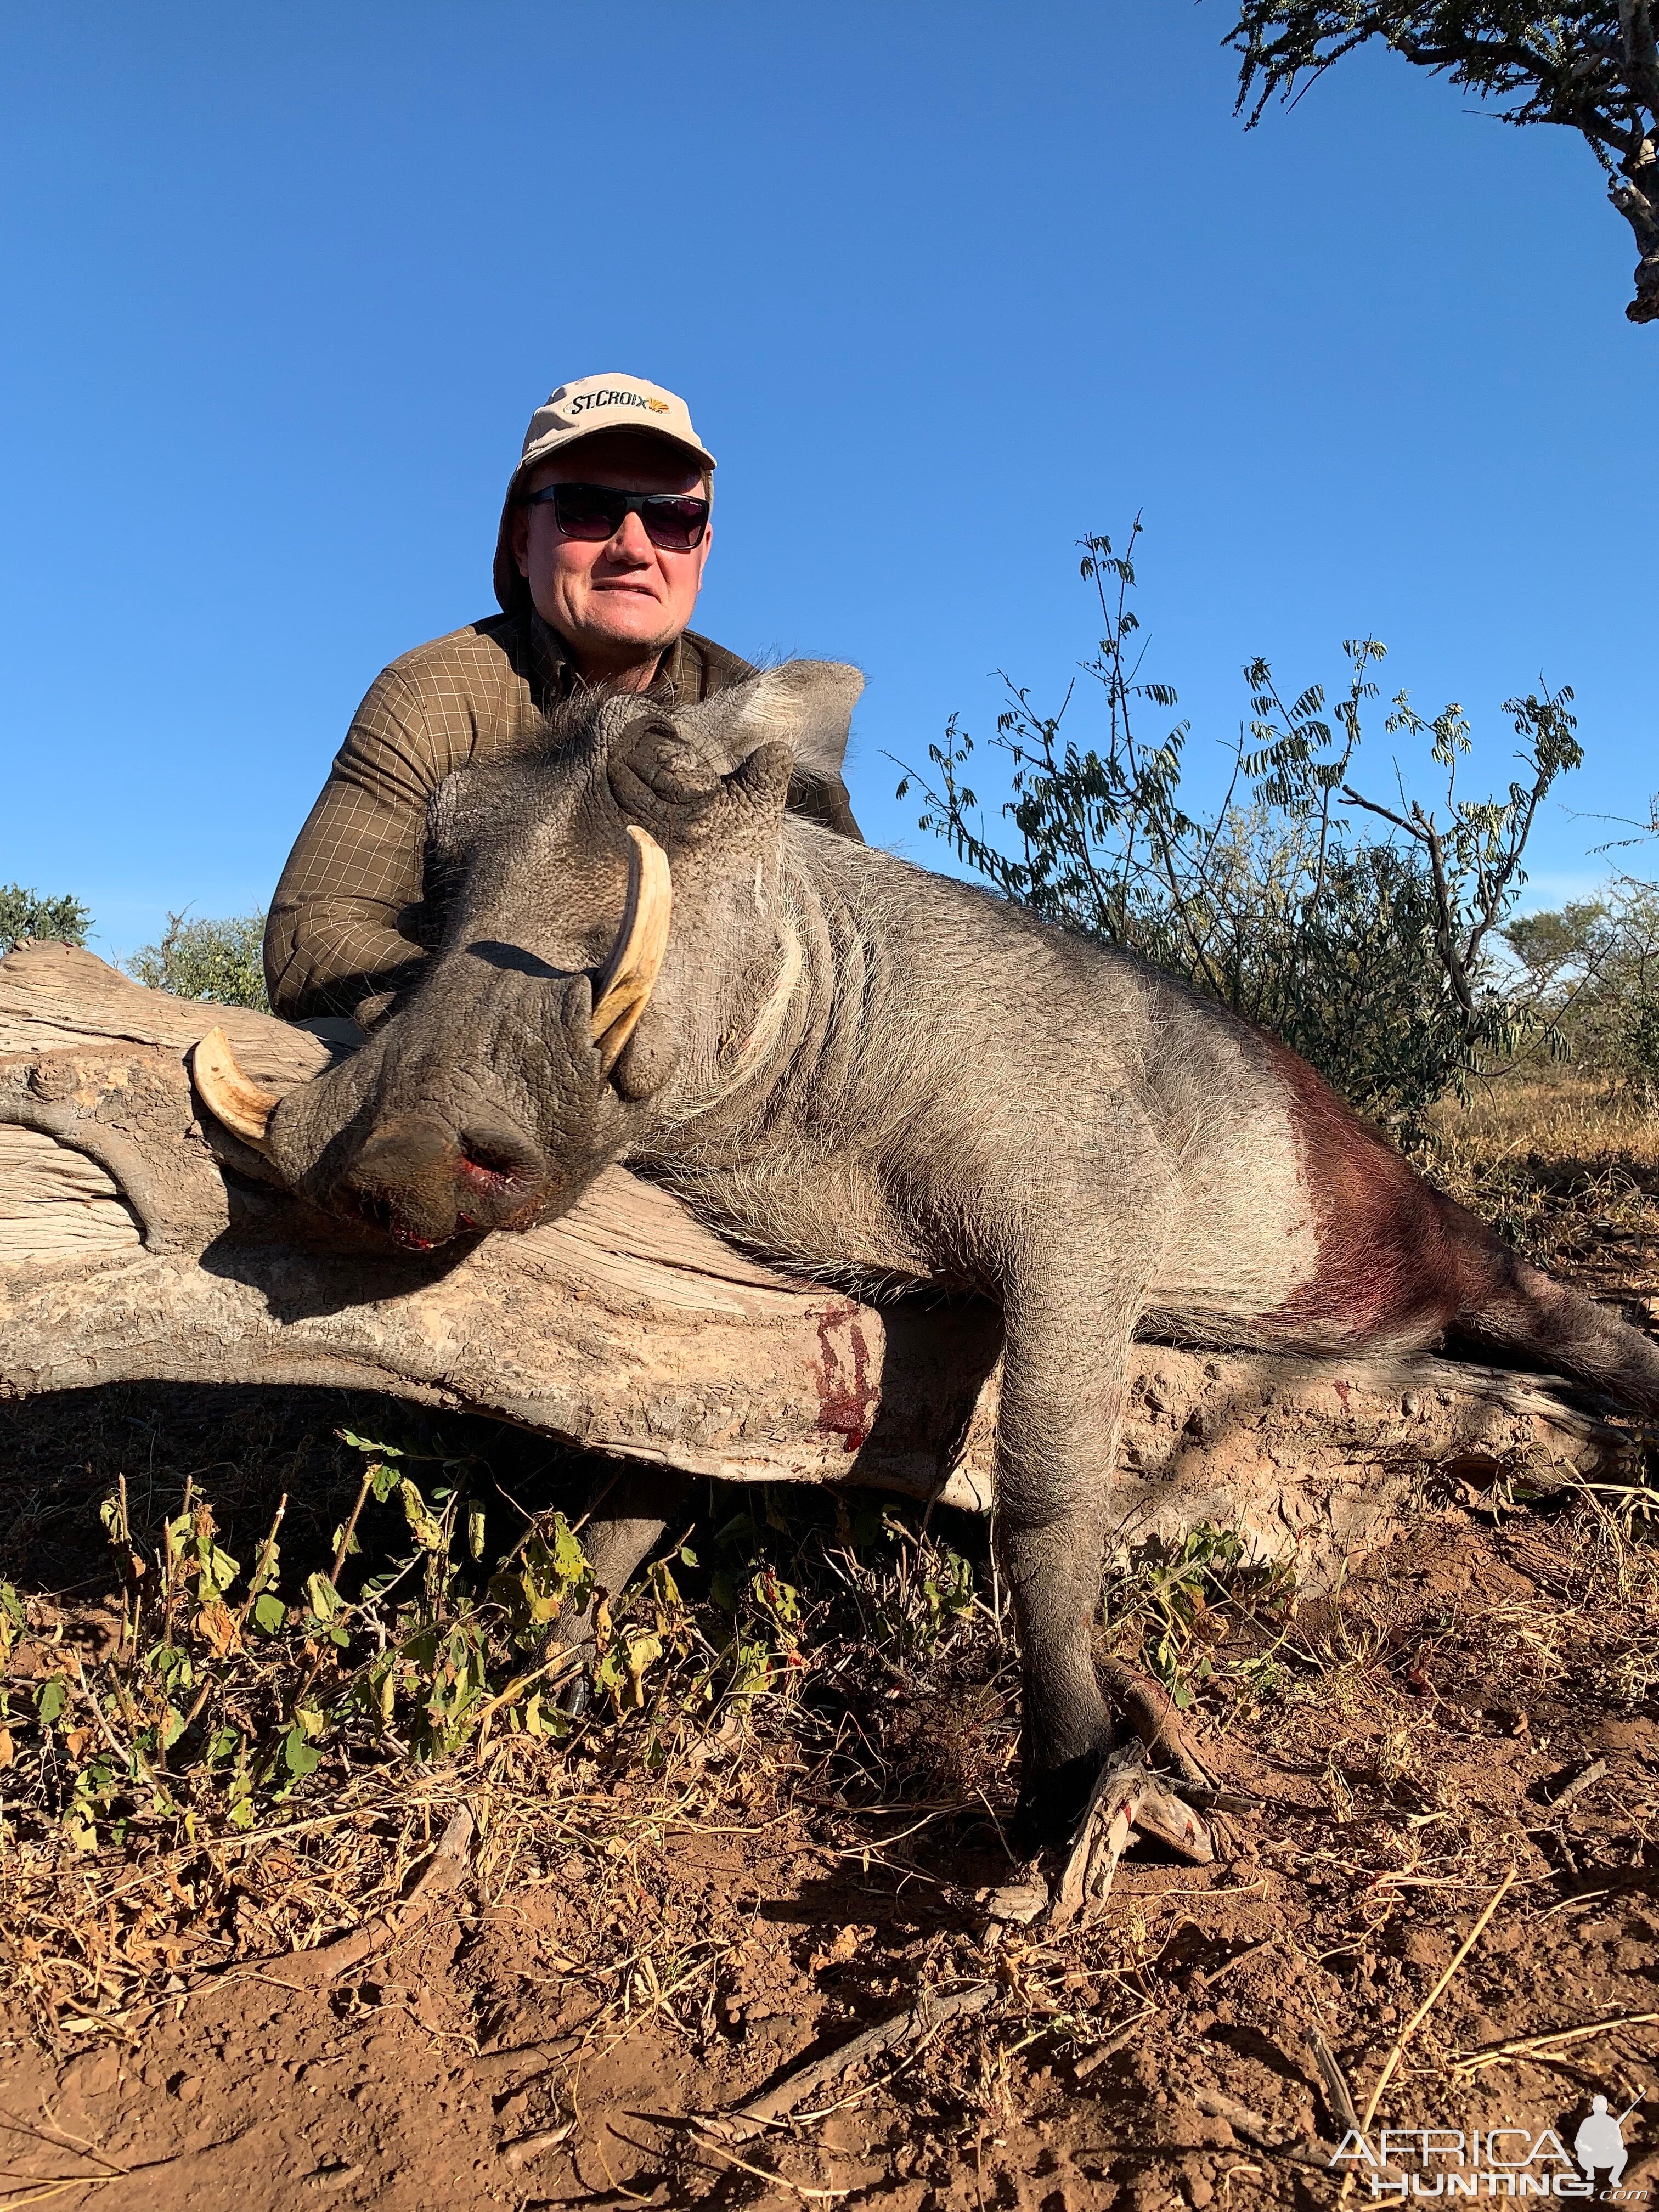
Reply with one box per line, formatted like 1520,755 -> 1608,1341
0,943 -> 1634,1583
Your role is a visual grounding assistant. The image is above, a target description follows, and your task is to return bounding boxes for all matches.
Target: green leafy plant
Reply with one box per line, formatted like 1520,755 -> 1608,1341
1103,1523 -> 1296,1709
706,1500 -> 810,1707
125,909 -> 269,1008
1504,878 -> 1659,1105
0,1429 -> 614,1855
0,883 -> 91,957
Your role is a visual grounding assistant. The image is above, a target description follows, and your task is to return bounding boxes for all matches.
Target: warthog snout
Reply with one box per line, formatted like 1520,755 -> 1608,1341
336,1105 -> 552,1250
190,822 -> 679,1252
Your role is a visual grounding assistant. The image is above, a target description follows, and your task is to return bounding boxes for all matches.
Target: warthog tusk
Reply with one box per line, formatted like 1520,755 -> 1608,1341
190,1025 -> 281,1150
590,825 -> 673,1076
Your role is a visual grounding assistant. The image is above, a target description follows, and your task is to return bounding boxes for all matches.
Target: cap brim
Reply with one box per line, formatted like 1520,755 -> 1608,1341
520,422 -> 715,481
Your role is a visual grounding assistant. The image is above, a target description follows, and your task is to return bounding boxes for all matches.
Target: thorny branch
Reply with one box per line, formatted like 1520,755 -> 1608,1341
895,524 -> 1582,1137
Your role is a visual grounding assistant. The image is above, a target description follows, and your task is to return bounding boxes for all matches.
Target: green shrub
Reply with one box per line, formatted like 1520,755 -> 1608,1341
126,910 -> 269,1010
896,522 -> 1579,1139
0,883 -> 91,958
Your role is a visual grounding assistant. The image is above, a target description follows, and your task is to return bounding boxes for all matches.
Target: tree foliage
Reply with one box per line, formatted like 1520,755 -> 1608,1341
125,910 -> 269,1009
0,884 -> 91,958
895,521 -> 1581,1138
1224,0 -> 1659,322
1506,878 -> 1659,1099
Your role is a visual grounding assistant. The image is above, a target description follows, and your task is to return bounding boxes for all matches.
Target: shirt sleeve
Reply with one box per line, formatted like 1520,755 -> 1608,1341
789,766 -> 863,842
263,666 -> 442,1024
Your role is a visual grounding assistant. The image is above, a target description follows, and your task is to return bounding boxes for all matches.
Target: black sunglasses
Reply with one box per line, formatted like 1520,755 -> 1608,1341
523,481 -> 710,552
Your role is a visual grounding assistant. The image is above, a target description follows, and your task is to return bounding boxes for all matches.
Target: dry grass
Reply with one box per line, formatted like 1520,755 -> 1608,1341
1424,1065 -> 1659,1273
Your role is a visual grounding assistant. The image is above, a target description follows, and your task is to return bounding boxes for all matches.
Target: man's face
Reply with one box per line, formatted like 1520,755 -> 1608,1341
511,430 -> 713,685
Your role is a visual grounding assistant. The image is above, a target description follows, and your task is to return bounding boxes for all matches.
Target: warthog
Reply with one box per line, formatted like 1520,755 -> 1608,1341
197,663 -> 1659,1837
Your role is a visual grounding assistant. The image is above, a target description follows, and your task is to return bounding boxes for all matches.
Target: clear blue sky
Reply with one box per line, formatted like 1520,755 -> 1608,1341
2,1 -> 1652,962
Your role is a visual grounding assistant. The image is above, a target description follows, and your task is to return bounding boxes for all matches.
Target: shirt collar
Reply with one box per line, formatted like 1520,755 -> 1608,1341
528,608 -> 687,704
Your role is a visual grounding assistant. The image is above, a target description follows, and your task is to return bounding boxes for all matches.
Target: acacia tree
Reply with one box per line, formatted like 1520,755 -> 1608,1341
1225,2 -> 1659,323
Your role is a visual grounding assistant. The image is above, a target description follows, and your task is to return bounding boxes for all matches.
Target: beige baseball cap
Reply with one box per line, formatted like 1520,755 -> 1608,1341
493,373 -> 717,612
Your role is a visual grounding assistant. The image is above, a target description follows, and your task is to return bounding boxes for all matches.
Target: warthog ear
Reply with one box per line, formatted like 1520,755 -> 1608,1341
713,662 -> 865,782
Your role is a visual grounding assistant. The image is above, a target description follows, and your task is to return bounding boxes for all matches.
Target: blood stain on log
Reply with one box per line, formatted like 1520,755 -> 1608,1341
814,1306 -> 877,1450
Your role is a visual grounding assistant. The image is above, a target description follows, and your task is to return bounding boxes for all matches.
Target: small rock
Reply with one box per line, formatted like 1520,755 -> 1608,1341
61,2049 -> 119,2101
303,2163 -> 360,2192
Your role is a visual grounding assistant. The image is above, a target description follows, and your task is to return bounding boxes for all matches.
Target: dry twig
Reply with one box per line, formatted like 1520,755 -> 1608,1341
1452,2007 -> 1659,2078
683,2119 -> 854,2202
499,2122 -> 575,2171
704,1982 -> 996,2139
268,1803 -> 477,1985
1072,2004 -> 1159,2079
1351,1865 -> 1517,2160
1308,2025 -> 1363,2140
1192,2087 -> 1333,2172
1549,1758 -> 1610,1812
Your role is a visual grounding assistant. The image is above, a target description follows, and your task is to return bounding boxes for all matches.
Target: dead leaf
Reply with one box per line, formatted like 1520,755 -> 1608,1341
192,1600 -> 242,1657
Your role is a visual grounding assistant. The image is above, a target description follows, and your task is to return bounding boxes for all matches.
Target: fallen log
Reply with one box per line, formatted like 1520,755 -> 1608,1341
0,942 -> 1635,1582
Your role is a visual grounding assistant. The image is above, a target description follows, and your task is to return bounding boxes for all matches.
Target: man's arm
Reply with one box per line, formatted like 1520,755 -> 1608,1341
264,668 -> 441,1027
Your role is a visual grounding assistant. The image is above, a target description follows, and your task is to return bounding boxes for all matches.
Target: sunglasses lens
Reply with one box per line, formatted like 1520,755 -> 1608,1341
552,484 -> 629,540
640,496 -> 709,552
546,486 -> 709,550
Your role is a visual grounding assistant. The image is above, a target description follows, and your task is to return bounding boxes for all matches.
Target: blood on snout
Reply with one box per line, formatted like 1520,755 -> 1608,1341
333,1108 -> 549,1248
454,1152 -> 533,1231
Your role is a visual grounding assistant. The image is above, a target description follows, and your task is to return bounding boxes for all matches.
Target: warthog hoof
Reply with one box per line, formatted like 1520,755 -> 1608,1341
1011,1742 -> 1119,1857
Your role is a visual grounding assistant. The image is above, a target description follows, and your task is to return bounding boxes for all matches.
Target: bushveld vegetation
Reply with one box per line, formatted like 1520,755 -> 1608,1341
0,885 -> 269,1009
7,577 -> 1659,2186
0,883 -> 91,959
123,908 -> 269,1010
897,521 -> 1605,1143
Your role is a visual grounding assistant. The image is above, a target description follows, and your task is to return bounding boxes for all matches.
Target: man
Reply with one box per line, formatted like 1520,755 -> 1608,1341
264,373 -> 860,1029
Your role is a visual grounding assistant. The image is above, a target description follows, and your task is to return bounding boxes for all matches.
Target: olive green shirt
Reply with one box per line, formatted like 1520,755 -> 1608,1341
266,610 -> 859,1026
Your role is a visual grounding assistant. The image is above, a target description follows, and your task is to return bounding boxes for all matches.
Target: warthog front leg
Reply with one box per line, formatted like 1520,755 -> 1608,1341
994,1276 -> 1143,1849
551,1465 -> 692,1708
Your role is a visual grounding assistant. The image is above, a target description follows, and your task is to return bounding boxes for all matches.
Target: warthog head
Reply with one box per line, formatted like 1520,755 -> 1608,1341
194,662 -> 863,1249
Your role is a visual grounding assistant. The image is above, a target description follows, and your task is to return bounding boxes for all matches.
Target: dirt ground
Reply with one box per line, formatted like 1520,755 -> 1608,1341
7,1109 -> 1659,2208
